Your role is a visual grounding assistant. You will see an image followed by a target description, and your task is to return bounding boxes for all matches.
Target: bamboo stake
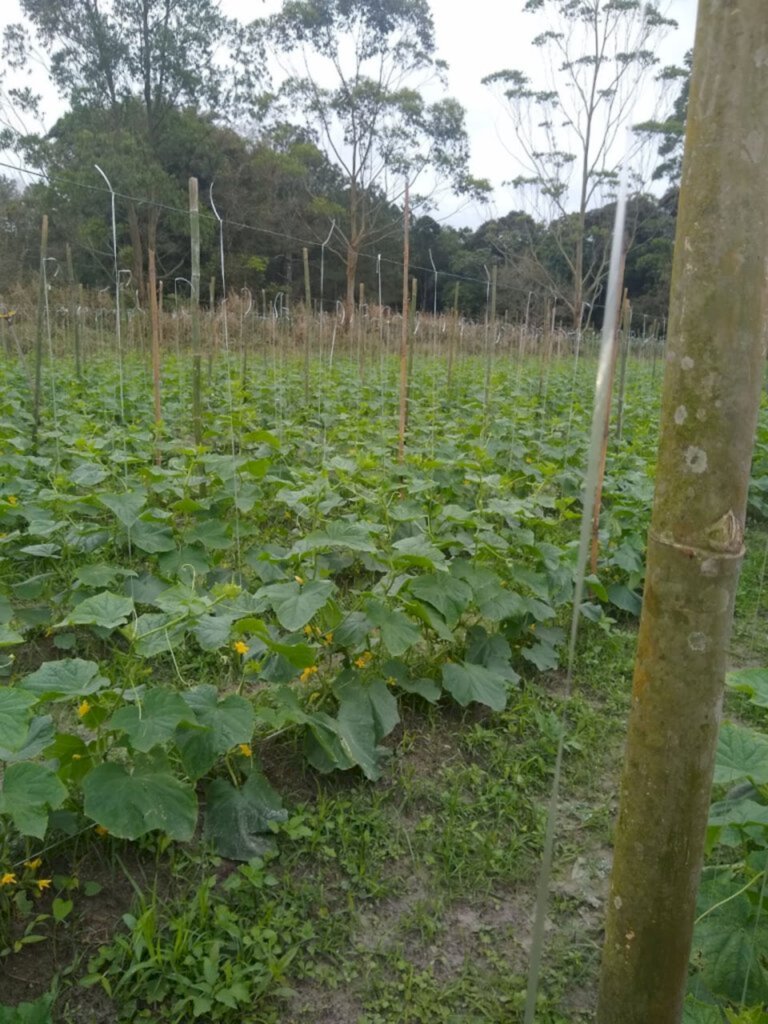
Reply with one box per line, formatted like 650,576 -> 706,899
148,248 -> 163,462
397,182 -> 410,462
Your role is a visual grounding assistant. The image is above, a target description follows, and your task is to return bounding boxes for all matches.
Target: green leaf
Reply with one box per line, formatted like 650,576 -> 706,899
129,519 -> 176,553
0,762 -> 67,838
19,659 -> 109,700
606,583 -> 642,616
64,592 -> 134,630
682,997 -> 726,1024
0,689 -> 38,752
408,573 -> 472,628
442,662 -> 509,711
110,689 -> 195,753
726,667 -> 768,708
264,580 -> 334,631
0,990 -> 55,1024
291,520 -> 378,555
186,519 -> 232,550
82,756 -> 197,841
333,682 -> 387,781
693,875 -> 768,1003
382,659 -> 441,703
205,773 -> 287,861
0,715 -> 55,762
466,626 -> 520,681
99,490 -> 146,527
176,686 -> 255,780
0,623 -> 24,648
708,796 -> 768,829
193,614 -> 236,652
365,599 -> 421,656
125,613 -> 186,656
391,535 -> 445,569
715,722 -> 768,785
71,463 -> 109,487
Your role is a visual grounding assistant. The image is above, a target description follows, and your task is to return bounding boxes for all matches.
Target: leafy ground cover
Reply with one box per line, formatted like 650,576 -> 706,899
1,348 -> 767,1022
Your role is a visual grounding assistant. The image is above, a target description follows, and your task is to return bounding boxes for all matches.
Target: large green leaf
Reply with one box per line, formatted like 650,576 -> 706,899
693,876 -> 768,1003
19,659 -> 109,700
365,599 -> 421,656
0,715 -> 55,762
125,613 -> 186,656
129,519 -> 176,553
714,723 -> 768,785
0,762 -> 67,838
442,661 -> 509,712
64,592 -> 135,630
0,990 -> 54,1024
333,678 -> 393,782
0,689 -> 37,751
99,490 -> 146,527
408,573 -> 472,629
682,997 -> 726,1024
726,667 -> 768,708
263,580 -> 334,631
82,756 -> 197,840
290,521 -> 377,555
205,774 -> 287,861
176,686 -> 255,779
110,689 -> 196,753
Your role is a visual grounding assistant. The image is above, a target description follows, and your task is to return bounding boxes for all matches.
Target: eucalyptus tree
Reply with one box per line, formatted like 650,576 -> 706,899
262,0 -> 489,323
483,0 -> 675,327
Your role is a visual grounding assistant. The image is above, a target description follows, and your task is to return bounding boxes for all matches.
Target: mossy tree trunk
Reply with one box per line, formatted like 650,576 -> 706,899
596,3 -> 768,1022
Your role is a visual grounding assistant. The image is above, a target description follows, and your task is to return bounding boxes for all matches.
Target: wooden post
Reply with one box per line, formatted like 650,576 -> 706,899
32,215 -> 48,447
189,177 -> 202,447
597,3 -> 768,1019
148,248 -> 163,460
397,182 -> 410,462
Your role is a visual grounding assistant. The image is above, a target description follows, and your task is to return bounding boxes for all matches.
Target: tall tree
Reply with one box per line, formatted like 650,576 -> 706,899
4,0 -> 264,297
262,0 -> 488,323
483,0 -> 675,327
597,1 -> 768,1020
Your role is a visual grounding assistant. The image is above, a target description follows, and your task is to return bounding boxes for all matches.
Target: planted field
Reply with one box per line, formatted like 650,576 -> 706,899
2,347 -> 768,1022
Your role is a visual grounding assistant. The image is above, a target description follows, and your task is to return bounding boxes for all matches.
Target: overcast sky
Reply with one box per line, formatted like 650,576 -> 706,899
1,0 -> 698,226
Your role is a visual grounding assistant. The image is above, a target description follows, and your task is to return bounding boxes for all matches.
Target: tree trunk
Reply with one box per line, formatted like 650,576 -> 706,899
345,242 -> 359,329
126,202 -> 146,303
596,4 -> 768,1022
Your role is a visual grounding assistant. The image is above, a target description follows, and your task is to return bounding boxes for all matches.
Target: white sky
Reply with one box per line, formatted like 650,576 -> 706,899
1,0 -> 699,227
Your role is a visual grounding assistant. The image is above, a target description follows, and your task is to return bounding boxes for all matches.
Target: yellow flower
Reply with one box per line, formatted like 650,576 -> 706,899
233,641 -> 249,656
386,676 -> 398,688
1,873 -> 16,886
95,825 -> 109,838
300,665 -> 318,684
323,632 -> 334,645
36,878 -> 52,892
303,625 -> 313,636
6,495 -> 18,506
24,859 -> 42,871
77,700 -> 91,718
238,743 -> 252,758
354,651 -> 373,669
294,575 -> 304,585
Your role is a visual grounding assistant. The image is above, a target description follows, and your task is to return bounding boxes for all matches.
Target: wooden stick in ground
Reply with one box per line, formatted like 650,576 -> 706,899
397,181 -> 410,462
148,248 -> 163,462
32,214 -> 48,448
189,177 -> 202,447
597,3 -> 768,1019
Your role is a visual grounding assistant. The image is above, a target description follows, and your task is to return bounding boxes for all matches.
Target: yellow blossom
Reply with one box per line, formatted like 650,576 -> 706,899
1,873 -> 16,886
36,878 -> 52,892
72,754 -> 83,761
238,743 -> 252,758
24,859 -> 42,871
6,495 -> 18,506
300,665 -> 318,684
95,825 -> 109,837
386,676 -> 398,688
323,632 -> 334,645
354,651 -> 373,669
303,625 -> 313,636
77,700 -> 91,718
233,641 -> 249,656
294,575 -> 304,585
